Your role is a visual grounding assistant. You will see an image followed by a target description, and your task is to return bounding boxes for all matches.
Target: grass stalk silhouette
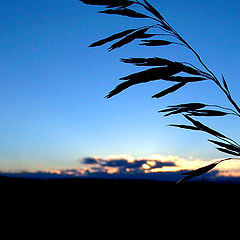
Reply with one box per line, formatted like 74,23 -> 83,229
79,0 -> 240,183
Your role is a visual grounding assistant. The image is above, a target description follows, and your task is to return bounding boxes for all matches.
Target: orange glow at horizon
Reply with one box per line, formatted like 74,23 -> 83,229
25,154 -> 240,178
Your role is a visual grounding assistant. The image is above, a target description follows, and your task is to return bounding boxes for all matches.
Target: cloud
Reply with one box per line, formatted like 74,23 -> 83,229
79,154 -> 211,174
80,155 -> 176,174
77,154 -> 240,182
2,154 -> 239,183
82,157 -> 99,165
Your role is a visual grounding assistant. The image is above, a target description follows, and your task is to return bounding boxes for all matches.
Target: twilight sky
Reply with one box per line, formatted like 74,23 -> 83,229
1,0 -> 240,174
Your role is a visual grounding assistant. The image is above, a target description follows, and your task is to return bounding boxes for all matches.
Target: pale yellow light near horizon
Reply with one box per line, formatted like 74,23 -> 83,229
17,154 -> 240,178
82,154 -> 240,177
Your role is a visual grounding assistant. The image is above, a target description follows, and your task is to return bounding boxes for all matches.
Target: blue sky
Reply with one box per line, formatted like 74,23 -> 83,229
1,0 -> 240,172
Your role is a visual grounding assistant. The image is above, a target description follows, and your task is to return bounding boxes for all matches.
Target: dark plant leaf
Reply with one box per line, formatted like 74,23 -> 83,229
161,76 -> 207,82
106,1 -> 135,8
160,102 -> 232,132
79,0 -> 134,8
168,124 -> 199,131
158,107 -> 179,113
108,27 -> 150,51
169,62 -> 204,76
160,103 -> 206,116
184,115 -> 229,139
121,57 -> 173,66
179,64 -> 202,76
177,160 -> 223,184
89,28 -> 137,47
222,74 -> 230,93
99,8 -> 149,18
139,40 -> 172,46
164,108 -> 190,117
105,81 -> 135,98
208,139 -> 240,153
136,33 -> 156,39
152,82 -> 186,98
161,24 -> 172,31
120,65 -> 182,82
106,65 -> 182,98
121,59 -> 204,80
143,0 -> 164,20
188,109 -> 229,117
168,103 -> 206,109
181,162 -> 220,175
216,148 -> 240,156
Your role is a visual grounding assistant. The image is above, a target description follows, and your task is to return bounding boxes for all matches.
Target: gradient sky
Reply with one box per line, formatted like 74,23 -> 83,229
1,0 -> 240,172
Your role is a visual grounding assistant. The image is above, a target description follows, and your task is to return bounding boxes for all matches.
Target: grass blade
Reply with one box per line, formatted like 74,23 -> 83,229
108,27 -> 150,51
139,40 -> 172,46
160,103 -> 206,116
99,8 -> 149,18
177,161 -> 222,183
162,76 -> 207,82
106,1 -> 134,8
221,74 -> 230,93
136,33 -> 156,39
152,82 -> 186,98
208,139 -> 240,153
184,115 -> 228,139
216,148 -> 240,156
120,65 -> 182,82
105,81 -> 134,98
188,109 -> 229,117
89,28 -> 137,47
143,0 -> 164,21
168,103 -> 206,109
80,0 -> 134,8
121,57 -> 173,66
164,108 -> 190,117
168,124 -> 199,131
106,64 -> 183,98
179,64 -> 202,76
158,107 -> 179,113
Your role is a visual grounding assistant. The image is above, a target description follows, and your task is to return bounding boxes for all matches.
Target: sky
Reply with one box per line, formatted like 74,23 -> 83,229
1,0 -> 240,179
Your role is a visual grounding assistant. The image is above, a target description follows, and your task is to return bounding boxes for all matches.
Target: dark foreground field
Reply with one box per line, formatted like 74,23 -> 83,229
2,175 -> 240,204
2,176 -> 240,232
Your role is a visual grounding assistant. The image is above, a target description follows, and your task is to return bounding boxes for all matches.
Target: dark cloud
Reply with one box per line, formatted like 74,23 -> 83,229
82,157 -> 99,165
101,159 -> 143,168
100,158 -> 175,169
80,156 -> 176,174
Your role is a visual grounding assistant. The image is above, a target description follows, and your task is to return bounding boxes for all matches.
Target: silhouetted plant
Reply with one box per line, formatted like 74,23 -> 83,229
79,0 -> 240,183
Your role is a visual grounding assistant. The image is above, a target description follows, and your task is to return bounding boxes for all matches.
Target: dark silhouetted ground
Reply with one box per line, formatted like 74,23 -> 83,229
2,175 -> 239,231
2,175 -> 240,204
